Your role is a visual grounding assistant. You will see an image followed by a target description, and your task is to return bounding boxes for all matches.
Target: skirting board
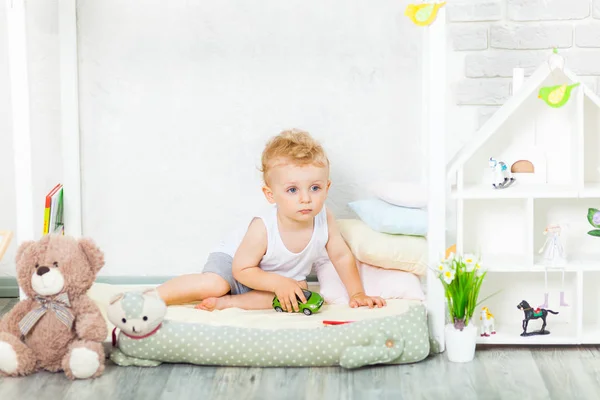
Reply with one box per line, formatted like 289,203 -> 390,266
0,277 -> 19,298
0,274 -> 320,298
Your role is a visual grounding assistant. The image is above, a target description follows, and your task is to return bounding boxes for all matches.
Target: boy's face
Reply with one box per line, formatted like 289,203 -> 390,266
262,159 -> 330,223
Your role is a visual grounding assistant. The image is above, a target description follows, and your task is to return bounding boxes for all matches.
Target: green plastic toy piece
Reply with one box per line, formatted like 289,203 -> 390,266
273,289 -> 324,315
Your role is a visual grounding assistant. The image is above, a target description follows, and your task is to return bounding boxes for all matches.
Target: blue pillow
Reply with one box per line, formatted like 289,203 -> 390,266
348,198 -> 428,236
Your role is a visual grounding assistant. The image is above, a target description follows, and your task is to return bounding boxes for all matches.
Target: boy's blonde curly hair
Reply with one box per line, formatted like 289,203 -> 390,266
261,129 -> 329,183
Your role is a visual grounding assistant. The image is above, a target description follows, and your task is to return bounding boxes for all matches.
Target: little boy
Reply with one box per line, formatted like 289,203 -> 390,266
157,129 -> 385,312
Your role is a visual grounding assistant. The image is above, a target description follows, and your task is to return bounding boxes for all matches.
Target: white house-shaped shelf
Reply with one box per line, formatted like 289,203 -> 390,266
449,60 -> 600,200
446,56 -> 600,269
445,55 -> 600,345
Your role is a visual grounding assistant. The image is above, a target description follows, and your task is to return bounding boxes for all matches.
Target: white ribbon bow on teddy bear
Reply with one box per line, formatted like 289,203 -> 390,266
18,292 -> 75,337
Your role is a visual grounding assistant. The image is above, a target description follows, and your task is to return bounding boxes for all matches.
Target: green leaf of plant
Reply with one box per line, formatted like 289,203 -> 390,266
588,229 -> 600,237
588,208 -> 600,227
476,288 -> 501,307
438,256 -> 497,324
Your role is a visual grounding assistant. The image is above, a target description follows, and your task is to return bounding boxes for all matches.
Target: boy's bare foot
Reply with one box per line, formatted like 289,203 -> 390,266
195,296 -> 229,311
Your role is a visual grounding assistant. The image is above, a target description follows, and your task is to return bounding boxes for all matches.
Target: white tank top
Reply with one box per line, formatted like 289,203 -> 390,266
214,205 -> 329,281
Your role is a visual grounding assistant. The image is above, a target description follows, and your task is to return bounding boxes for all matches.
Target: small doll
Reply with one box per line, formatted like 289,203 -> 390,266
538,224 -> 565,263
538,224 -> 568,308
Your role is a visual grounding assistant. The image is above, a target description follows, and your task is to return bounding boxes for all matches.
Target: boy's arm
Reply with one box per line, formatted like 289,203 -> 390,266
232,218 -> 307,312
325,209 -> 386,308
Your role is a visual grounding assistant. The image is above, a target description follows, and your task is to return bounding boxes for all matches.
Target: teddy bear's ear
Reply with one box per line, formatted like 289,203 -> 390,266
15,240 -> 35,264
78,238 -> 105,273
109,293 -> 124,305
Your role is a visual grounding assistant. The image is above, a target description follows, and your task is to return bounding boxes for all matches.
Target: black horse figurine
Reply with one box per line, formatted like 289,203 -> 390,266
517,300 -> 559,336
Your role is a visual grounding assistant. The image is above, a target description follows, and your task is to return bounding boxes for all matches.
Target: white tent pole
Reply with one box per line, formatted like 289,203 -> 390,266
425,7 -> 447,353
7,0 -> 34,299
59,0 -> 83,237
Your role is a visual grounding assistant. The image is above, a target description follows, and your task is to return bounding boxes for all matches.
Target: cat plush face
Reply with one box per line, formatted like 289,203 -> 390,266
107,289 -> 167,336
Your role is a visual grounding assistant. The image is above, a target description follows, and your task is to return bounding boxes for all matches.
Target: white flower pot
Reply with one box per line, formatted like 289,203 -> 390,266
445,323 -> 477,363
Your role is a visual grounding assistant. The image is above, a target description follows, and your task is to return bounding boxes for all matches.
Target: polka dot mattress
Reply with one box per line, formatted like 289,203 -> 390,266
88,283 -> 434,369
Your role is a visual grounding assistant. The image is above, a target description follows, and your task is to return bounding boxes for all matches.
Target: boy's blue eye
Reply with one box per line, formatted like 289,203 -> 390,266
310,185 -> 320,192
287,187 -> 297,194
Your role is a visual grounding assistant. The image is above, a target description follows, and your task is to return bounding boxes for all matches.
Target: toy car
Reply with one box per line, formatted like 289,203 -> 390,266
273,289 -> 324,315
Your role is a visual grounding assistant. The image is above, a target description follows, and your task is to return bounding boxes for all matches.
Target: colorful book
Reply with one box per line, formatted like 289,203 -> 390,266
43,183 -> 64,235
53,188 -> 64,234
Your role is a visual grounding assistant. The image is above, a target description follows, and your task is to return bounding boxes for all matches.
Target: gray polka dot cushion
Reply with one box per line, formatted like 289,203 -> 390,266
105,289 -> 430,369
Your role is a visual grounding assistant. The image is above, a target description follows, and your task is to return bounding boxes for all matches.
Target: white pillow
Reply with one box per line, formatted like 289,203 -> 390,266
315,260 -> 425,305
371,181 -> 428,209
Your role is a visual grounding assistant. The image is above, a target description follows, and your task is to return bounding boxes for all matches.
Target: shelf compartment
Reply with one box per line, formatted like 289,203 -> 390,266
583,95 -> 600,191
581,271 -> 600,344
462,81 -> 579,191
479,254 -> 531,272
533,198 -> 600,265
475,272 -> 578,345
476,322 -> 577,345
581,324 -> 600,344
580,183 -> 600,198
462,199 -> 529,264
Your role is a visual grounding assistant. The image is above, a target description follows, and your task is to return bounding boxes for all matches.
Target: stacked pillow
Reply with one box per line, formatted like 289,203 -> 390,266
317,182 -> 429,305
348,181 -> 428,236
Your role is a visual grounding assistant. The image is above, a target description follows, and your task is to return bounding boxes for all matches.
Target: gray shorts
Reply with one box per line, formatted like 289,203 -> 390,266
202,252 -> 253,295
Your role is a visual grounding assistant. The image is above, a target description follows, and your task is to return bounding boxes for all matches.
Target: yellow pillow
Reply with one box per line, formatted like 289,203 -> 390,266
336,219 -> 428,276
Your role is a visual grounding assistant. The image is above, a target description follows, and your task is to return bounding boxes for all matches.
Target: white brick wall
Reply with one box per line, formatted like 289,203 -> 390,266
451,26 -> 488,50
447,1 -> 502,22
465,51 -> 547,77
448,0 -> 600,154
456,79 -> 511,105
576,23 -> 600,47
490,24 -> 573,49
507,0 -> 591,21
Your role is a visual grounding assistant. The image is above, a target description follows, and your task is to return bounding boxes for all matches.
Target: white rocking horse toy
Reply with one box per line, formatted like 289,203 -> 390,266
489,157 -> 515,189
480,306 -> 496,337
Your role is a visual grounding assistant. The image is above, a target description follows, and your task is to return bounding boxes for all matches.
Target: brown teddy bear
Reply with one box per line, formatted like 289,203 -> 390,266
0,234 -> 107,379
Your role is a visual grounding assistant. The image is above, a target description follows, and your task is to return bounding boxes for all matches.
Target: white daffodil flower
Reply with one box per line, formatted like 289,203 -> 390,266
443,269 -> 455,284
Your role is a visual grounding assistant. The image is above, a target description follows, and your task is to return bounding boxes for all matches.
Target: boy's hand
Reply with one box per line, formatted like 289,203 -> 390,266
274,277 -> 307,312
349,292 -> 386,309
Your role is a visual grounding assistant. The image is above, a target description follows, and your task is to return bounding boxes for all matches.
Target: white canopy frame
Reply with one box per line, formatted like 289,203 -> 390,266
8,0 -> 448,350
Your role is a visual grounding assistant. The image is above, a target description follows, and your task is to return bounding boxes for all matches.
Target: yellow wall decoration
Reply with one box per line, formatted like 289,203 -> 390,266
405,2 -> 446,27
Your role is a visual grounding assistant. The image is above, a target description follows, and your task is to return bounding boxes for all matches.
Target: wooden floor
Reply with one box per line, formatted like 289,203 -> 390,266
1,298 -> 600,399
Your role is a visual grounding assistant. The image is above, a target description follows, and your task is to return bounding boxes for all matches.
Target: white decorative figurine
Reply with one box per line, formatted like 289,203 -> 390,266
538,224 -> 569,308
489,157 -> 515,189
480,306 -> 496,337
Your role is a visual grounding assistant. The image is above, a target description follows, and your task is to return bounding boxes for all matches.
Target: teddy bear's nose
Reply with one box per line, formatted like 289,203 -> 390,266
37,266 -> 50,276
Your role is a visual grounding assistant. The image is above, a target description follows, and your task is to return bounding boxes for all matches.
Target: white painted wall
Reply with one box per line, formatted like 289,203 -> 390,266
76,0 -> 424,276
0,1 -> 62,277
13,1 -> 597,276
0,1 -> 15,277
26,0 -> 62,226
